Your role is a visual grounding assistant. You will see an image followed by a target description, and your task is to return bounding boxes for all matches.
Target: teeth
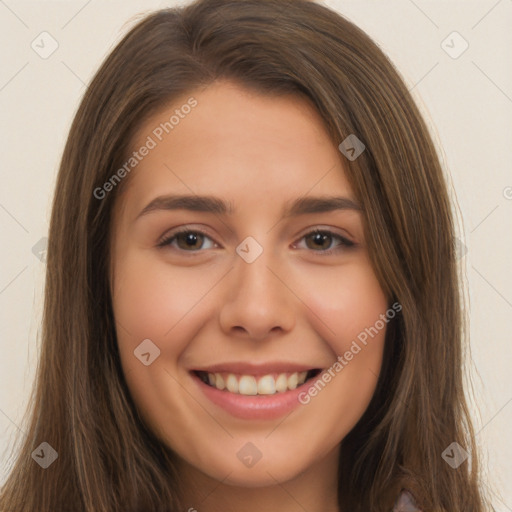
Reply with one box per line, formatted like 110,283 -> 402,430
215,374 -> 225,390
226,374 -> 239,393
288,372 -> 299,390
275,373 -> 288,392
257,375 -> 276,395
238,376 -> 258,395
203,370 -> 310,395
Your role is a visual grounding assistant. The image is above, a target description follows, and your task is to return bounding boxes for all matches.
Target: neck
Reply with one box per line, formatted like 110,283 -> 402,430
176,446 -> 340,512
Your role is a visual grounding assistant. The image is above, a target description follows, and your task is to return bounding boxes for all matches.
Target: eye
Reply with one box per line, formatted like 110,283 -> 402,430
293,229 -> 355,256
157,228 -> 217,252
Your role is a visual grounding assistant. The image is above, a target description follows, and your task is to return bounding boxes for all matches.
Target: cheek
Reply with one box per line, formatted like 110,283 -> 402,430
112,250 -> 212,342
111,249 -> 228,396
293,258 -> 389,353
110,250 -> 212,436
292,260 -> 389,419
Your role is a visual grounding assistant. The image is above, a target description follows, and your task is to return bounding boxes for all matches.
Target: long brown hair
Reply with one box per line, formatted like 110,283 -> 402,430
0,0 -> 489,510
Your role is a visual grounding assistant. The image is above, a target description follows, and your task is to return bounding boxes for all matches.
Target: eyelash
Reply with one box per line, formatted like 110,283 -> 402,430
157,227 -> 355,256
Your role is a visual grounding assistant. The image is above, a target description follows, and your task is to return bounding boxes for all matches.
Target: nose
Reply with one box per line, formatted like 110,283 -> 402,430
218,247 -> 296,341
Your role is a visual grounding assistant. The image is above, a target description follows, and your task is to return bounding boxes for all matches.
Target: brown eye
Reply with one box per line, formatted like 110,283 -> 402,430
305,231 -> 334,250
158,229 -> 216,252
174,231 -> 205,250
296,229 -> 355,256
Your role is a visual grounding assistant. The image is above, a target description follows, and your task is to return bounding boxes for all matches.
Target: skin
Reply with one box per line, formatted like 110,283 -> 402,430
110,80 -> 389,512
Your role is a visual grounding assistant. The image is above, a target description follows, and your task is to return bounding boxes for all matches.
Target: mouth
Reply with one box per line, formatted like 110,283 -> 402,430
192,368 -> 323,396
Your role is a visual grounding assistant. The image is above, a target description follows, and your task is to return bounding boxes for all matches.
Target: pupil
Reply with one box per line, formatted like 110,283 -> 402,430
312,232 -> 329,249
179,232 -> 202,249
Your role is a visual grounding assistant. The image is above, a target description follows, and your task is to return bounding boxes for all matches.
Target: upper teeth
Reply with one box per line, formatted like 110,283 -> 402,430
204,371 -> 308,395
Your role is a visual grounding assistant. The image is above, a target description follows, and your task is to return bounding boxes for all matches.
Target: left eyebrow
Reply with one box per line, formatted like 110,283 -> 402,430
282,195 -> 363,217
135,193 -> 363,221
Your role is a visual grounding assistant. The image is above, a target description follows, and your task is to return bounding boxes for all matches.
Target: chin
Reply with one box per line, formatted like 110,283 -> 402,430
197,455 -> 307,488
224,466 -> 301,488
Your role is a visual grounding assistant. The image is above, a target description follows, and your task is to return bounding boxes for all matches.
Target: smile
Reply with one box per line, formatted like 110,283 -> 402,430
190,362 -> 326,419
194,369 -> 323,395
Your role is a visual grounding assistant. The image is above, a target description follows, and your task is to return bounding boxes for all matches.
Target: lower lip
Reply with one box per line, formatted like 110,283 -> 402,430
190,372 -> 319,420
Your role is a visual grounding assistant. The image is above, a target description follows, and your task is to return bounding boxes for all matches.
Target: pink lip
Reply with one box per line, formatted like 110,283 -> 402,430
190,370 -> 322,420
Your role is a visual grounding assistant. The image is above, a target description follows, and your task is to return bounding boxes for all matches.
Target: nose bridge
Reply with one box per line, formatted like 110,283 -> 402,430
218,236 -> 295,339
236,236 -> 285,306
237,240 -> 278,296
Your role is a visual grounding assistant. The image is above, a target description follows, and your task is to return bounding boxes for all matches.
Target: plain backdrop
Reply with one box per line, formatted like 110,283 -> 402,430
1,0 -> 511,508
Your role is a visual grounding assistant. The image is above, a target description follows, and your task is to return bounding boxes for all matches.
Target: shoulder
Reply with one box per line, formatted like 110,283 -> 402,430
393,490 -> 422,512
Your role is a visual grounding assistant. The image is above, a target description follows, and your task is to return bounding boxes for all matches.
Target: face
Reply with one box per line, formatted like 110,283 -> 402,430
110,80 -> 389,487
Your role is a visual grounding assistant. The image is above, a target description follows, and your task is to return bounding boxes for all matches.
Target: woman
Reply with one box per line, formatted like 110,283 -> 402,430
0,0 -> 489,510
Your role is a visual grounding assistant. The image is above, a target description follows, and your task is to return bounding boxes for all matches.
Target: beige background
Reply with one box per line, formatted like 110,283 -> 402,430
0,0 -> 511,508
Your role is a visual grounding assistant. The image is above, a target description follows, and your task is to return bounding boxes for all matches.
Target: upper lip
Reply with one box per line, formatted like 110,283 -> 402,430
191,362 -> 322,376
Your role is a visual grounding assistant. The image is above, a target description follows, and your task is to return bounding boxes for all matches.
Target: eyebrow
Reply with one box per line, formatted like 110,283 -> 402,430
135,194 -> 363,220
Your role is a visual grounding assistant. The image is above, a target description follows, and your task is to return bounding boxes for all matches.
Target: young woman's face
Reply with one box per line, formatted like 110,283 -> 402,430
110,80 -> 389,487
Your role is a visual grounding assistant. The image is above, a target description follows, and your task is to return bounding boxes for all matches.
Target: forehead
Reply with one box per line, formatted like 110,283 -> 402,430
119,80 -> 357,218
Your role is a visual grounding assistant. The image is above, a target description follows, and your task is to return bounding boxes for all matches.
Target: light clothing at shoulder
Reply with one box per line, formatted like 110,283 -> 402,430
393,490 -> 422,512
